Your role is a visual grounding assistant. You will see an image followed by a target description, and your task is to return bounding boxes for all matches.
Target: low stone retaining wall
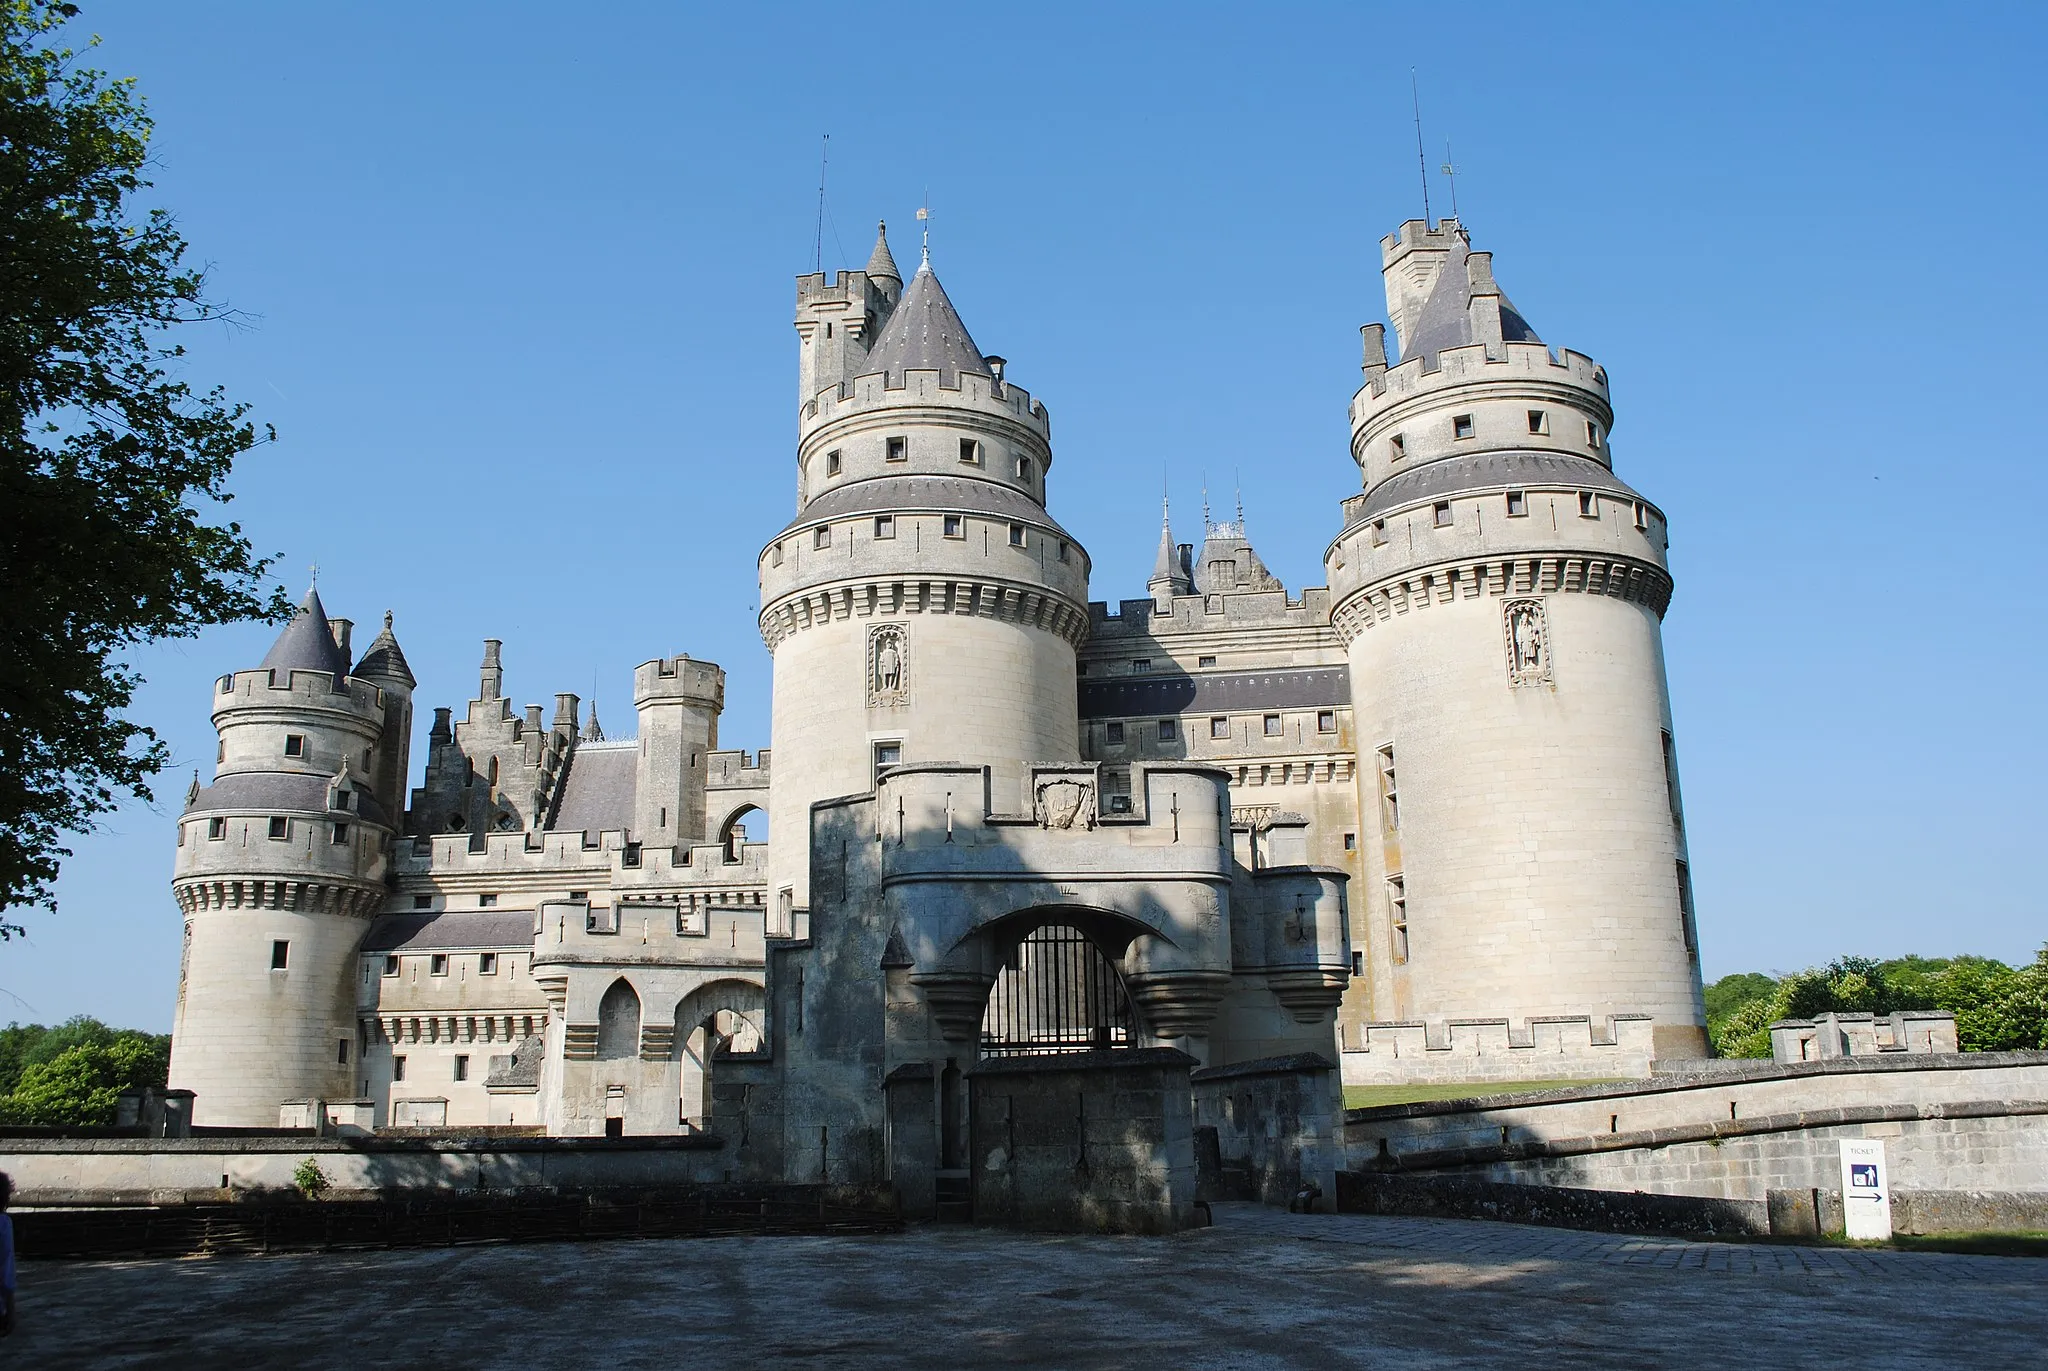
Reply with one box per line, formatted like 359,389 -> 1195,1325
1190,1053 -> 1341,1207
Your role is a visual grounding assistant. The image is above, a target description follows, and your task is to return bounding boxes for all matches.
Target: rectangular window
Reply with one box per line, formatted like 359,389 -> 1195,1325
331,822 -> 350,845
413,894 -> 433,910
383,955 -> 399,976
873,514 -> 895,539
430,954 -> 448,976
1157,719 -> 1178,742
1105,721 -> 1125,745
1008,522 -> 1026,547
1452,414 -> 1474,440
1197,655 -> 1217,668
1677,860 -> 1698,957
1579,491 -> 1599,518
1506,490 -> 1527,518
770,542 -> 783,567
1369,519 -> 1387,547
872,740 -> 902,787
1210,716 -> 1230,740
1262,714 -> 1282,737
942,515 -> 964,539
479,952 -> 498,975
1057,540 -> 1069,563
477,893 -> 498,907
338,1039 -> 350,1065
1634,501 -> 1649,530
1351,950 -> 1364,978
825,449 -> 842,476
813,525 -> 832,549
1388,433 -> 1405,460
1388,875 -> 1409,964
1586,420 -> 1601,448
1017,457 -> 1034,482
885,436 -> 907,462
453,1054 -> 470,1082
959,439 -> 979,464
284,734 -> 305,757
1527,409 -> 1548,435
334,790 -> 352,811
621,842 -> 642,868
1317,709 -> 1336,733
1343,832 -> 1357,852
393,1055 -> 407,1083
1662,730 -> 1684,828
270,939 -> 289,971
267,817 -> 289,841
1131,659 -> 1151,673
1433,501 -> 1453,528
1376,744 -> 1399,831
208,817 -> 226,840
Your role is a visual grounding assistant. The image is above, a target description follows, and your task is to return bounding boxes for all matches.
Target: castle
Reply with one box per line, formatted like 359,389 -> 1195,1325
168,218 -> 1705,1205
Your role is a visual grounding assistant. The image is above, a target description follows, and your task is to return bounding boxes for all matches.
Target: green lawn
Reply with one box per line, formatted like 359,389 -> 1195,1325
1343,1079 -> 1628,1110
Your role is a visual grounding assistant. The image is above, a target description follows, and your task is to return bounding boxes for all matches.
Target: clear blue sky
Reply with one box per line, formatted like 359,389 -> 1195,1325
10,3 -> 2045,1029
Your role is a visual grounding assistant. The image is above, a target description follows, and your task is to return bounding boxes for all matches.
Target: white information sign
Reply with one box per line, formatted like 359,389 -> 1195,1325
1838,1138 -> 1892,1240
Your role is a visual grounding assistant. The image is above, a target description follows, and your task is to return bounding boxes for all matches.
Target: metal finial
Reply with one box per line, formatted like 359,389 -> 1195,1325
916,204 -> 930,267
308,561 -> 320,588
1442,138 -> 1459,219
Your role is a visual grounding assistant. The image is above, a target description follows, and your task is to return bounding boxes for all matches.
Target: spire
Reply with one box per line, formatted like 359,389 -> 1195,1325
865,220 -> 901,286
582,700 -> 605,743
352,610 -> 415,688
1399,227 -> 1541,366
1147,496 -> 1194,600
863,259 -> 989,386
259,586 -> 352,682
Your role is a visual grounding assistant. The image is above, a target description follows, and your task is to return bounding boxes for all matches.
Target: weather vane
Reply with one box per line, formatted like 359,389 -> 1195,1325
1442,139 -> 1459,219
916,204 -> 930,266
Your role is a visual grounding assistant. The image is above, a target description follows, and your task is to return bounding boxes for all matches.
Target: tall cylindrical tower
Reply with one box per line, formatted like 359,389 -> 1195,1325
1326,220 -> 1706,1061
761,227 -> 1090,922
170,589 -> 396,1124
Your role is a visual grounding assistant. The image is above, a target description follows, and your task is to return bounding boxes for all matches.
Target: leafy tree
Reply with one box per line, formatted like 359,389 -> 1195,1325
0,1030 -> 167,1125
0,0 -> 288,928
1703,971 -> 1776,1036
1708,951 -> 2048,1057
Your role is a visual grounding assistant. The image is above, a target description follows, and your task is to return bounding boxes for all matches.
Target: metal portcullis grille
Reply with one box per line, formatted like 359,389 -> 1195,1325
979,923 -> 1133,1056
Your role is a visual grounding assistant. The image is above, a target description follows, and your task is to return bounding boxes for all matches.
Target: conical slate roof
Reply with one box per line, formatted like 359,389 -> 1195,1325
864,262 -> 987,386
865,220 -> 901,284
1400,231 -> 1541,366
260,587 -> 351,680
352,610 -> 415,687
1148,499 -> 1193,596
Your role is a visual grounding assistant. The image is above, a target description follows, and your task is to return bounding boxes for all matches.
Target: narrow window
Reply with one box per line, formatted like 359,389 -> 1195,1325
1105,722 -> 1125,746
1527,409 -> 1548,435
270,939 -> 289,970
393,1055 -> 407,1083
1433,501 -> 1453,528
1008,522 -> 1025,547
1579,491 -> 1598,518
1209,716 -> 1229,740
1343,832 -> 1357,852
1634,501 -> 1649,530
1131,658 -> 1152,673
1317,710 -> 1336,733
430,954 -> 448,976
825,449 -> 842,476
1586,420 -> 1601,448
1376,744 -> 1399,831
874,514 -> 895,539
1388,875 -> 1409,964
1677,860 -> 1698,957
338,1039 -> 350,1064
959,439 -> 978,464
477,893 -> 498,907
770,543 -> 783,567
942,515 -> 964,539
1388,433 -> 1405,460
621,843 -> 642,868
813,525 -> 831,549
872,740 -> 902,786
331,822 -> 350,845
413,894 -> 432,910
1506,490 -> 1527,517
453,1054 -> 470,1082
1661,730 -> 1684,828
334,790 -> 352,811
1056,540 -> 1069,563
383,955 -> 400,976
1351,951 -> 1364,978
284,734 -> 305,757
267,817 -> 289,841
1452,414 -> 1474,440
207,817 -> 226,840
1369,519 -> 1387,547
1197,655 -> 1217,668
1262,714 -> 1282,737
885,436 -> 907,462
1017,457 -> 1034,482
479,952 -> 498,975
1157,719 -> 1178,742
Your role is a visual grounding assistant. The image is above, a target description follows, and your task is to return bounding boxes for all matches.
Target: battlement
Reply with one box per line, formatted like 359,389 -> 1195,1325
872,759 -> 1231,842
1353,339 -> 1608,427
214,666 -> 387,724
705,748 -> 770,787
1340,1013 -> 1656,1088
632,655 -> 724,708
1087,587 -> 1335,638
802,365 -> 1050,440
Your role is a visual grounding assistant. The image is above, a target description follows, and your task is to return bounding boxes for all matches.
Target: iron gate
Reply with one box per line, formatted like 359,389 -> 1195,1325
979,923 -> 1134,1056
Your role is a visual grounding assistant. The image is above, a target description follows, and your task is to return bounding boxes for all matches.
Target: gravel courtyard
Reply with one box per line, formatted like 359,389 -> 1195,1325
13,1204 -> 2045,1369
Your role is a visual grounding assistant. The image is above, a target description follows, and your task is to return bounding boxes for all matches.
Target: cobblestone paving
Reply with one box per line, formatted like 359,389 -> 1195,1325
12,1205 -> 2046,1369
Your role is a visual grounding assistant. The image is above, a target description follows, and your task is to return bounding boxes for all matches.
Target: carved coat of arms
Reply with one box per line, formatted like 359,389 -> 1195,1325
1034,778 -> 1094,830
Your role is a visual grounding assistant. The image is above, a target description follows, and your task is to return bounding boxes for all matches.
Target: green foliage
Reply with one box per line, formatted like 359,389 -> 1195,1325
0,0 -> 289,924
0,1015 -> 169,1123
1706,949 -> 2048,1058
292,1156 -> 330,1199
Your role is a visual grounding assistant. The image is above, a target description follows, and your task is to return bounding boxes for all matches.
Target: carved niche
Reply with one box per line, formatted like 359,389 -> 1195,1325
868,623 -> 908,707
1034,777 -> 1095,830
1503,598 -> 1553,688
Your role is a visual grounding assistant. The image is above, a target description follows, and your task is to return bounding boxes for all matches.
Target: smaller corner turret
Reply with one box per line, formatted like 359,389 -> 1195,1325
632,655 -> 726,855
794,220 -> 903,405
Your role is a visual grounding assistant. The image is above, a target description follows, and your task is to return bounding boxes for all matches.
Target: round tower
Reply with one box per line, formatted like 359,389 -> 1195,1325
762,227 -> 1090,922
1326,220 -> 1706,1061
170,589 -> 397,1124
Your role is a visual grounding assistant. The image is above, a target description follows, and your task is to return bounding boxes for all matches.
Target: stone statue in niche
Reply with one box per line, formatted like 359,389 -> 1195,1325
868,624 -> 908,706
1504,599 -> 1553,687
1034,777 -> 1095,830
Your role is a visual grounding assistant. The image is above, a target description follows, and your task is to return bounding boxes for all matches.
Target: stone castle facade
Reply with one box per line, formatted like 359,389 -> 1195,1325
168,218 -> 1706,1178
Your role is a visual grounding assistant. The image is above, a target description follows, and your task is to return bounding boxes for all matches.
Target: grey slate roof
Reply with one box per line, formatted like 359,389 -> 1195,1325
780,475 -> 1077,543
551,741 -> 637,835
1357,451 -> 1646,525
1080,666 -> 1351,720
862,264 -> 988,386
865,221 -> 901,284
352,612 -> 415,687
260,587 -> 351,682
362,910 -> 539,952
1401,234 -> 1541,366
183,770 -> 392,825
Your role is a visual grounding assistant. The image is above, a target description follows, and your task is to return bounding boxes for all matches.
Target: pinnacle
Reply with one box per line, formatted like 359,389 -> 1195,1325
866,220 -> 901,284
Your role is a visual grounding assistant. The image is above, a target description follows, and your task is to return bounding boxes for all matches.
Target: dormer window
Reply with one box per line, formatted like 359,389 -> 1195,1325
1452,414 -> 1475,440
885,436 -> 907,462
1131,659 -> 1152,673
334,790 -> 352,811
